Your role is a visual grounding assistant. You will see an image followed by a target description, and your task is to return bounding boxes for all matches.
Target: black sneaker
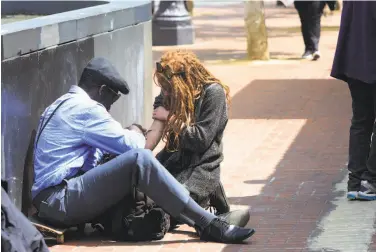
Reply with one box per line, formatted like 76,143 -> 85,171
218,209 -> 250,228
357,181 -> 376,201
197,218 -> 255,243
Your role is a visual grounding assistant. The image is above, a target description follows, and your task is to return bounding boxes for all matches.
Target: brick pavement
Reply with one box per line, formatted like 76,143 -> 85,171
49,3 -> 376,252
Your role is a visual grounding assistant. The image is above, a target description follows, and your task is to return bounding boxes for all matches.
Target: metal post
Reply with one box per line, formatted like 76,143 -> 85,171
152,0 -> 194,46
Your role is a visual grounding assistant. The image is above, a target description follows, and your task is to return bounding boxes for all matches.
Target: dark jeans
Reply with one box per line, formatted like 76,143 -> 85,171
294,1 -> 326,52
33,149 -> 190,227
347,79 -> 376,191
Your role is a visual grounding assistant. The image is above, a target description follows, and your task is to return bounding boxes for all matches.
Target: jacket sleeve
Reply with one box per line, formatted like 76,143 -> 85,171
82,105 -> 146,154
179,85 -> 227,153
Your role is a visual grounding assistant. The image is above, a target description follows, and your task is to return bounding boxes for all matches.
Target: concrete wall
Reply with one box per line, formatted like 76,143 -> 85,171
1,1 -> 107,16
1,0 -> 153,209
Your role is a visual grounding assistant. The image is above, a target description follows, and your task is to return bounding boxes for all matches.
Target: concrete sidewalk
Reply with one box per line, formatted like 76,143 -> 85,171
50,3 -> 376,252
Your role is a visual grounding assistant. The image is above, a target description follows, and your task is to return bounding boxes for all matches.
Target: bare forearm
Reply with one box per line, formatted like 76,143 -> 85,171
145,119 -> 165,150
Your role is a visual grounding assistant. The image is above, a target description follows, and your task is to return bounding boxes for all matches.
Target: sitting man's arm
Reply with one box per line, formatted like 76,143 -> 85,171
82,105 -> 146,155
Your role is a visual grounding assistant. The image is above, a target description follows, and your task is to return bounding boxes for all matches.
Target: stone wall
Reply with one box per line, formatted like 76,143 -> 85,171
1,1 -> 107,16
1,0 -> 153,208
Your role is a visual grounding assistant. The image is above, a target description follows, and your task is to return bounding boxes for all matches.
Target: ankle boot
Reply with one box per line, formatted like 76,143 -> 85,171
209,182 -> 230,215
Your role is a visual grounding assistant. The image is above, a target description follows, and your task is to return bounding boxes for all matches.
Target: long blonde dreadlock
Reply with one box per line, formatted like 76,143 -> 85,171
153,49 -> 230,152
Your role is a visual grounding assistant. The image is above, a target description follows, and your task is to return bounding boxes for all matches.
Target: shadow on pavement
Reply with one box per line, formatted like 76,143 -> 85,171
221,79 -> 351,251
46,228 -> 200,247
193,3 -> 297,21
153,49 -> 300,64
195,23 -> 339,41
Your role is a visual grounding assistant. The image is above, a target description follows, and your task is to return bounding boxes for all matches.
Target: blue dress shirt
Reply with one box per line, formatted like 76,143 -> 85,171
31,85 -> 146,199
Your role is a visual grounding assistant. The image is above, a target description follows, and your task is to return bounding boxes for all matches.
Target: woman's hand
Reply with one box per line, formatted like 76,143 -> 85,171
153,106 -> 170,121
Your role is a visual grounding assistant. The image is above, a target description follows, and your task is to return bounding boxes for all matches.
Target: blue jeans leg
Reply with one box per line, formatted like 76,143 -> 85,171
36,149 -> 190,226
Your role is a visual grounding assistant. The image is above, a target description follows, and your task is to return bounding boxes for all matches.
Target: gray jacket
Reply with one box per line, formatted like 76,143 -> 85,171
153,84 -> 228,207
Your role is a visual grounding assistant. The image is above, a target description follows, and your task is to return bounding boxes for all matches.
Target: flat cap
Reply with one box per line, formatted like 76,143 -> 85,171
84,57 -> 130,95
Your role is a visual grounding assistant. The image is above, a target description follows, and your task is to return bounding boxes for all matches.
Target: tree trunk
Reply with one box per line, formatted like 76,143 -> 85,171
335,0 -> 341,11
185,0 -> 194,16
244,1 -> 269,60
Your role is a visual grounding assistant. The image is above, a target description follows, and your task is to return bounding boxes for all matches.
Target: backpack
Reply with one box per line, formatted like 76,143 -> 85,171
92,154 -> 170,242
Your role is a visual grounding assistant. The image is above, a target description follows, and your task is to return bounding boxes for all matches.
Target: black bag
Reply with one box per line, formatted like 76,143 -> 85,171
93,154 -> 170,242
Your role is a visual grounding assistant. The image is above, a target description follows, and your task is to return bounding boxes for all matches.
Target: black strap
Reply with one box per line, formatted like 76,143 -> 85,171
35,99 -> 71,147
132,187 -> 148,205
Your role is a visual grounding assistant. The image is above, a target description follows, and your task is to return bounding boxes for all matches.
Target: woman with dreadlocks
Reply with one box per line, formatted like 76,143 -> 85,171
145,50 -> 231,216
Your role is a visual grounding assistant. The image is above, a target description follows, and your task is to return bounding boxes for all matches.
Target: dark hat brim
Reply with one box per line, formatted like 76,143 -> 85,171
85,57 -> 130,95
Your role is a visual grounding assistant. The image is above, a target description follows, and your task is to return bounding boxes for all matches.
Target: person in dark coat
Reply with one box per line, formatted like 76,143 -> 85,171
146,50 -> 231,215
1,184 -> 49,252
331,1 -> 376,201
294,1 -> 336,60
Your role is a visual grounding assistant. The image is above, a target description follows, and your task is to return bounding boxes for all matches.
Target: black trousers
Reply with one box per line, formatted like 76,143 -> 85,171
294,1 -> 326,52
347,79 -> 376,191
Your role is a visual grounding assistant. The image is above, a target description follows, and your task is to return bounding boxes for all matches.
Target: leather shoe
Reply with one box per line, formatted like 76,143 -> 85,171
197,218 -> 255,243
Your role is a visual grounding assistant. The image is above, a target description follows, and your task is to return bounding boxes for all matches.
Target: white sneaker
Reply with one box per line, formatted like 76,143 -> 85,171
357,181 -> 376,201
302,50 -> 313,60
312,51 -> 321,61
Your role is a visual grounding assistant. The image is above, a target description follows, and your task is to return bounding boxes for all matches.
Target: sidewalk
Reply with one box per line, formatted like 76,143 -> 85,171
50,3 -> 376,252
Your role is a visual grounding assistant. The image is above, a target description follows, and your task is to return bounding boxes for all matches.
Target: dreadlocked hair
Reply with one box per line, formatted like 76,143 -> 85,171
153,49 -> 230,152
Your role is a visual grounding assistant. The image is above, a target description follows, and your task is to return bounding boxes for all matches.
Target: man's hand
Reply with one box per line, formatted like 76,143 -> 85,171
127,124 -> 147,135
153,106 -> 170,121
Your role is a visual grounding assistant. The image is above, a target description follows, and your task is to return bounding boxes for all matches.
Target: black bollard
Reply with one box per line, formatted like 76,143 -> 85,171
152,0 -> 194,46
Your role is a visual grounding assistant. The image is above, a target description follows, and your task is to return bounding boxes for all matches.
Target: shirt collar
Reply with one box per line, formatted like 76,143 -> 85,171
68,85 -> 91,99
68,85 -> 107,110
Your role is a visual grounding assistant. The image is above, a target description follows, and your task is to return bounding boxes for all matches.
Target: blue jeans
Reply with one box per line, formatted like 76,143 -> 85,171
33,149 -> 190,227
347,79 -> 376,191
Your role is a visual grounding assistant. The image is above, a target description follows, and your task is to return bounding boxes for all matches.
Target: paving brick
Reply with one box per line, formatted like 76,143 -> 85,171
49,245 -> 78,252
